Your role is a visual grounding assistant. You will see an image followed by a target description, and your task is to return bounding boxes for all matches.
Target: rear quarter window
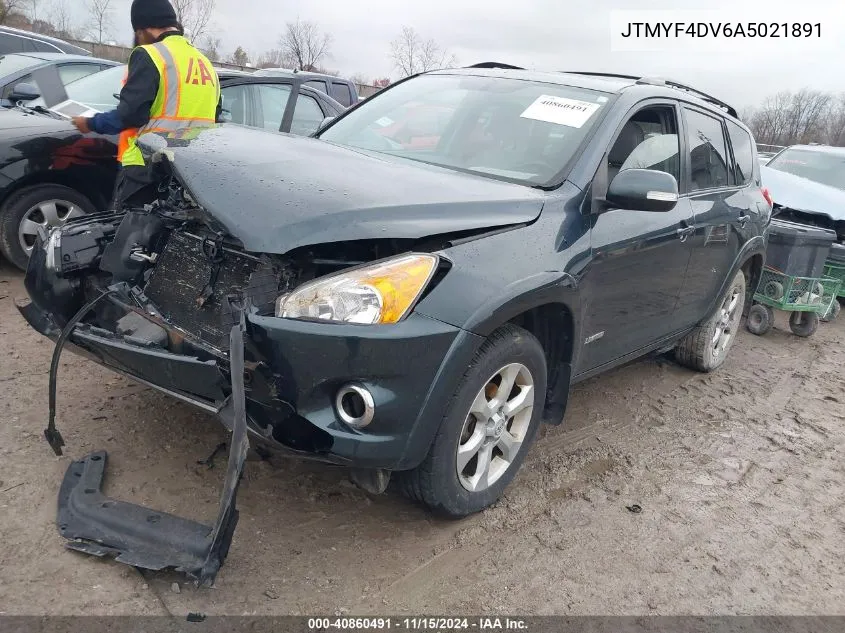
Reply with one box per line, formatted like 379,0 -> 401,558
726,121 -> 754,185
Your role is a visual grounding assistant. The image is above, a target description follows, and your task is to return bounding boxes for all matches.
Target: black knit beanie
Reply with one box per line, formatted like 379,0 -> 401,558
131,0 -> 179,31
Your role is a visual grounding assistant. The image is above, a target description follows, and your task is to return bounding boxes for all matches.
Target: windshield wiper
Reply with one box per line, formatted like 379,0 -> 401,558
10,102 -> 62,119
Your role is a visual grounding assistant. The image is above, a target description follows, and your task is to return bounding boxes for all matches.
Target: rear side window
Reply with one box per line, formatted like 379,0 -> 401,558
726,121 -> 754,185
331,81 -> 352,107
0,33 -> 28,54
684,107 -> 730,191
305,79 -> 327,94
32,39 -> 61,53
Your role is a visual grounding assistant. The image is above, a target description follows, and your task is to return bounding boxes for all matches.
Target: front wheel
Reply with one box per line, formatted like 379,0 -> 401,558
789,311 -> 819,337
397,324 -> 547,518
676,270 -> 746,372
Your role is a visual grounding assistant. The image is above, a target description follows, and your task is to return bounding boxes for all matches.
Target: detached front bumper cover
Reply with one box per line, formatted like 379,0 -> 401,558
48,295 -> 250,587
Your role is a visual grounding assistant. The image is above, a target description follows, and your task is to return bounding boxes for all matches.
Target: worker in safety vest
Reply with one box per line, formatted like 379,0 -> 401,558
71,0 -> 221,208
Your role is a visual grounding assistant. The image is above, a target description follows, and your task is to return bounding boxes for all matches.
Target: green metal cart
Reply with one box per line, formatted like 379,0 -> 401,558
746,266 -> 841,337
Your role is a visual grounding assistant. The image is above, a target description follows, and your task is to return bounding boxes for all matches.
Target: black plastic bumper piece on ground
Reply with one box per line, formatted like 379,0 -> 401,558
55,318 -> 250,587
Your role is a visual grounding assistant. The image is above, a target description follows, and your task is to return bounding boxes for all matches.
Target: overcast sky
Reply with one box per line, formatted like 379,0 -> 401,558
99,0 -> 843,109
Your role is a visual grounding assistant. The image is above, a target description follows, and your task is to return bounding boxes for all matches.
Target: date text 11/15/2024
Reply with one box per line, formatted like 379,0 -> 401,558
307,617 -> 529,631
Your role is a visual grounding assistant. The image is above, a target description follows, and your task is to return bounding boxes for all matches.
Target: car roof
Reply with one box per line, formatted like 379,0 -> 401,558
783,144 -> 845,156
254,68 -> 354,83
0,26 -> 92,55
1,52 -> 109,64
430,66 -> 741,122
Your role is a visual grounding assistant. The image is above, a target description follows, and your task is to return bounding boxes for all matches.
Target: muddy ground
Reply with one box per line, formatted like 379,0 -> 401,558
1,260 -> 844,616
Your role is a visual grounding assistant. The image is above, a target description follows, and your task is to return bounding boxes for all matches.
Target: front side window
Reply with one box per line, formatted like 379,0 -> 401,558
319,73 -> 611,186
726,121 -> 754,185
290,92 -> 325,135
220,83 -> 251,125
684,108 -> 730,191
331,81 -> 352,107
305,79 -> 327,94
255,83 -> 292,131
57,63 -> 102,86
766,148 -> 845,191
608,105 -> 680,184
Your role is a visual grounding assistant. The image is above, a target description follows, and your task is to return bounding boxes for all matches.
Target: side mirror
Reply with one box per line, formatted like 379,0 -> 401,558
10,82 -> 40,102
605,168 -> 679,213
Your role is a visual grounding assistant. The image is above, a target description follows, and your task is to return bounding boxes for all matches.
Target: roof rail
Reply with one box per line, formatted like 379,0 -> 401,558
657,79 -> 738,119
563,71 -> 738,119
467,62 -> 525,70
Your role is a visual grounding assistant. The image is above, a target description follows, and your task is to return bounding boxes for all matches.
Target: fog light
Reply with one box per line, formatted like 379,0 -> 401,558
335,383 -> 375,429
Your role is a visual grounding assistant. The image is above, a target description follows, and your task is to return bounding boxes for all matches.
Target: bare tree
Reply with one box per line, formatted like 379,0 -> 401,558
256,48 -> 296,69
229,46 -> 249,67
824,94 -> 845,146
349,73 -> 370,87
279,17 -> 332,71
49,0 -> 73,36
171,0 -> 215,42
390,26 -> 456,77
199,35 -> 221,62
86,0 -> 112,44
0,0 -> 26,24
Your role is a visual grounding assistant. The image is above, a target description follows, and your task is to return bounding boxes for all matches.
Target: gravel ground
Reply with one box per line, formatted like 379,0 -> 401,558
1,261 -> 843,616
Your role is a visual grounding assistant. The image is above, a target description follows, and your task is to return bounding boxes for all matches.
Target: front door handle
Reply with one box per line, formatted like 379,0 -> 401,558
738,212 -> 750,227
677,225 -> 695,241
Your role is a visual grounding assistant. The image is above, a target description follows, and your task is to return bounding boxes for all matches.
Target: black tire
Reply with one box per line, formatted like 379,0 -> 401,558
789,311 -> 819,337
676,270 -> 746,372
746,303 -> 774,336
396,324 -> 547,518
0,184 -> 96,271
821,300 -> 840,323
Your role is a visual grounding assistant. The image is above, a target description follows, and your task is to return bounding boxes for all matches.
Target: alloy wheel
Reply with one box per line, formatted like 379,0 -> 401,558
712,286 -> 742,359
18,199 -> 85,256
456,363 -> 534,493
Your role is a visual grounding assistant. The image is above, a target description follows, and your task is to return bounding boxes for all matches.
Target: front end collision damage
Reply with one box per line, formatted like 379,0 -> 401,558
55,319 -> 250,586
17,157 -> 509,583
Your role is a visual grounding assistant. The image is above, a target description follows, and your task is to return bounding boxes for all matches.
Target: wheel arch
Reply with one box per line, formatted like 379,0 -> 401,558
460,271 -> 580,427
0,168 -> 112,213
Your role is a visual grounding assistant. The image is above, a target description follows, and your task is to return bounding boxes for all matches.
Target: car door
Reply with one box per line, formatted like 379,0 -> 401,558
577,100 -> 695,373
672,106 -> 742,329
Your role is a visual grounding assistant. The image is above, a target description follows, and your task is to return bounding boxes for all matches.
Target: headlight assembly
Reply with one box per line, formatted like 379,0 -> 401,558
275,253 -> 439,325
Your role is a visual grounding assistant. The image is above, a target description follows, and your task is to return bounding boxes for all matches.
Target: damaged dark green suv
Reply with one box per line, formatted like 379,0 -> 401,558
19,65 -> 769,584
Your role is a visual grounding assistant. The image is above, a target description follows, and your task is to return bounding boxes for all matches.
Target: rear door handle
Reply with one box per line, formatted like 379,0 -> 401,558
677,225 -> 695,241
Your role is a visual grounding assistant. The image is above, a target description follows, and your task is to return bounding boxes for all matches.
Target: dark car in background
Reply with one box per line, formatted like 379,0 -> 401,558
253,67 -> 360,107
20,67 -> 770,527
0,26 -> 92,56
0,53 -> 117,106
761,144 -> 845,242
0,65 -> 345,270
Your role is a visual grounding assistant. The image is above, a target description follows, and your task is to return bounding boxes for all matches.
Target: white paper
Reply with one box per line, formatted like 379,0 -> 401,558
520,95 -> 601,128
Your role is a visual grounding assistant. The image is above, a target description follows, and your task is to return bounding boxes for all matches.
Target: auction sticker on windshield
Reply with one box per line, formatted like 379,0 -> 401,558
520,95 -> 601,128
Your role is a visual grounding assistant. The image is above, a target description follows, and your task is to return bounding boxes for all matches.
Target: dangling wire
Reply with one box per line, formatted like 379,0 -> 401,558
46,289 -> 116,456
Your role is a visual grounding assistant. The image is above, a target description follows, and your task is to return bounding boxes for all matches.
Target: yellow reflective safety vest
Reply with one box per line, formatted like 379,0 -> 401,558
118,35 -> 220,167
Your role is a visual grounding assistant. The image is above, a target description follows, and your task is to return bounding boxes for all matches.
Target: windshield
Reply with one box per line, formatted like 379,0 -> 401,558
30,64 -> 124,111
318,74 -> 611,186
767,148 -> 845,191
0,54 -> 40,77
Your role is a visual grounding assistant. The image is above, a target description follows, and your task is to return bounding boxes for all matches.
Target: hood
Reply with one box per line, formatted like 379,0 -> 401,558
141,125 -> 545,254
761,164 -> 845,222
0,108 -> 75,137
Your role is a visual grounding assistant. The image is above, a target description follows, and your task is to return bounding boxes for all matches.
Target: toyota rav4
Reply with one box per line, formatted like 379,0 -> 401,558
19,65 -> 770,583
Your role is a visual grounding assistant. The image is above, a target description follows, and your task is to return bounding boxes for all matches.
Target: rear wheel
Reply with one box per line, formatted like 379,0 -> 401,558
0,184 -> 94,270
397,324 -> 547,518
746,304 -> 774,336
789,311 -> 819,337
676,270 -> 746,372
